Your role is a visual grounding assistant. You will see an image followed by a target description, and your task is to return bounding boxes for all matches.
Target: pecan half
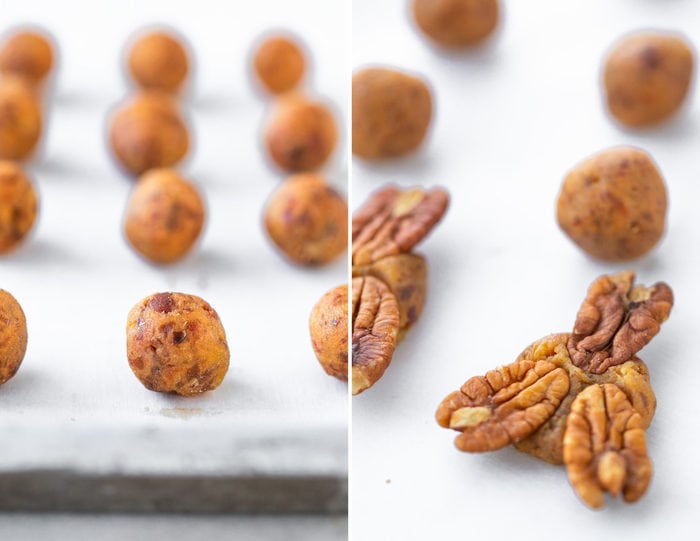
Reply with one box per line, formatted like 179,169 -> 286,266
436,335 -> 571,452
352,185 -> 449,266
568,271 -> 673,374
563,383 -> 652,508
352,276 -> 400,395
513,354 -> 655,465
353,252 -> 427,338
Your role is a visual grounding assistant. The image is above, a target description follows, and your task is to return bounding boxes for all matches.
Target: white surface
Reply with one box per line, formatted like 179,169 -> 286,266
352,0 -> 700,539
0,0 -> 347,478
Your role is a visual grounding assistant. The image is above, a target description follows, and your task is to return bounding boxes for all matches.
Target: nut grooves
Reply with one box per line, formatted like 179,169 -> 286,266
436,272 -> 672,508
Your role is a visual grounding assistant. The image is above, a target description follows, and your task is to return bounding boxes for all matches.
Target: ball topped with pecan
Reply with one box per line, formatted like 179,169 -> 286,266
351,185 -> 449,394
308,184 -> 449,390
436,271 -> 672,508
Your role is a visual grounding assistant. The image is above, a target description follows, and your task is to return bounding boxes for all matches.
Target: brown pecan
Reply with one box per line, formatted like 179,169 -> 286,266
436,272 -> 671,508
512,353 -> 655,465
563,383 -> 652,508
568,271 -> 673,374
353,253 -> 427,338
347,185 -> 449,393
352,185 -> 449,266
436,335 -> 571,452
351,275 -> 400,395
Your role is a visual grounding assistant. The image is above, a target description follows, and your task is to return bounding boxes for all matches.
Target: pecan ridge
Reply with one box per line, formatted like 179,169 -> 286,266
352,185 -> 449,266
436,272 -> 673,508
351,275 -> 400,395
568,271 -> 673,374
350,185 -> 449,394
563,383 -> 652,508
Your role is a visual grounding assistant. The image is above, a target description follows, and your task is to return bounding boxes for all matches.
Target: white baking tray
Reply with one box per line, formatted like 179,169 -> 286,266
0,0 -> 347,513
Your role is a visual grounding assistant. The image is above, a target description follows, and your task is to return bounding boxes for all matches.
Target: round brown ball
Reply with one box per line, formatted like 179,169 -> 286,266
0,289 -> 27,385
126,292 -> 230,396
603,31 -> 694,128
557,147 -> 667,261
264,96 -> 337,172
0,29 -> 54,85
0,78 -> 42,160
109,91 -> 190,176
0,161 -> 37,254
253,35 -> 306,94
412,0 -> 499,47
127,30 -> 190,93
124,168 -> 205,264
352,67 -> 432,160
264,173 -> 347,265
309,284 -> 348,381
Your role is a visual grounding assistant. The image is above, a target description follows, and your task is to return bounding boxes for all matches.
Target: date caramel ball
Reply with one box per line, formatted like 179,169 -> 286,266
412,0 -> 499,47
0,161 -> 38,254
253,34 -> 306,94
557,147 -> 667,261
309,284 -> 348,381
124,168 -> 205,264
603,31 -> 694,128
0,78 -> 42,160
0,289 -> 28,385
264,173 -> 347,265
0,29 -> 54,86
126,292 -> 230,396
352,67 -> 432,160
109,91 -> 190,176
127,30 -> 190,94
264,96 -> 337,172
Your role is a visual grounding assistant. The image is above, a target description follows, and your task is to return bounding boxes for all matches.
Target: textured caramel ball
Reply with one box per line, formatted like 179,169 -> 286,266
310,284 -> 348,381
604,31 -> 694,128
127,30 -> 189,93
0,161 -> 37,254
0,78 -> 42,160
124,168 -> 205,264
264,173 -> 347,265
0,289 -> 27,385
109,92 -> 190,176
352,67 -> 432,160
412,0 -> 499,47
557,147 -> 667,261
0,29 -> 54,85
253,35 -> 306,94
264,97 -> 337,172
126,292 -> 230,396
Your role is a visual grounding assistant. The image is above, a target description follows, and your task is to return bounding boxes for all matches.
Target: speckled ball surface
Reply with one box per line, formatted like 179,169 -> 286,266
0,289 -> 28,385
127,30 -> 190,93
0,29 -> 54,85
309,283 -> 348,381
412,0 -> 499,48
264,96 -> 337,173
253,35 -> 306,94
352,67 -> 432,160
0,160 -> 37,254
263,173 -> 347,265
557,147 -> 667,261
109,91 -> 190,176
126,292 -> 230,396
0,78 -> 42,161
604,31 -> 694,128
124,168 -> 205,264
